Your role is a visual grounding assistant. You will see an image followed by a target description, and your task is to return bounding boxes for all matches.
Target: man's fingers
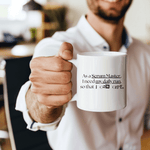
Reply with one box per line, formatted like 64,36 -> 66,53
31,82 -> 72,95
57,42 -> 73,60
30,71 -> 72,84
36,91 -> 72,107
30,42 -> 73,72
29,42 -> 73,108
30,57 -> 73,71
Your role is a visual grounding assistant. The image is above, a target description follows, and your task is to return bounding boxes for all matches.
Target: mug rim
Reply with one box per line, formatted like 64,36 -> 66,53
78,51 -> 127,57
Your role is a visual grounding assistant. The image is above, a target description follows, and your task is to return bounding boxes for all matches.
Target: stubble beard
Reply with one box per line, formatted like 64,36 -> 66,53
88,0 -> 133,23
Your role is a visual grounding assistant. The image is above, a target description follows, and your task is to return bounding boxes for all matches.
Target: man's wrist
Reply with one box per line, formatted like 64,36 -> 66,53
28,103 -> 67,131
26,88 -> 63,123
35,103 -> 63,123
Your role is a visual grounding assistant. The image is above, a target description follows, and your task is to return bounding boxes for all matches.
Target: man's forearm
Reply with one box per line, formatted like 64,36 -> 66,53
25,88 -> 63,123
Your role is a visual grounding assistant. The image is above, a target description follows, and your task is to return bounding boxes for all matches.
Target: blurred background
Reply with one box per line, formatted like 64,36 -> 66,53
0,0 -> 150,46
0,0 -> 150,150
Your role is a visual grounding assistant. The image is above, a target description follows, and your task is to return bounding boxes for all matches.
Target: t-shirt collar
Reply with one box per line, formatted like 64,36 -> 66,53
77,15 -> 132,51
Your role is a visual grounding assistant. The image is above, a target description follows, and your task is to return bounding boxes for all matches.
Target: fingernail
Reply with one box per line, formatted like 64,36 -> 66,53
62,50 -> 72,59
63,50 -> 72,55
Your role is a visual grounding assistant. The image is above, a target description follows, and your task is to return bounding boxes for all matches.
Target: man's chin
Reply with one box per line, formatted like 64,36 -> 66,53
101,0 -> 122,2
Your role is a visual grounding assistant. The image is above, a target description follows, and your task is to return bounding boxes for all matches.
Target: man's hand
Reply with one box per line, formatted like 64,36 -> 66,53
26,42 -> 73,123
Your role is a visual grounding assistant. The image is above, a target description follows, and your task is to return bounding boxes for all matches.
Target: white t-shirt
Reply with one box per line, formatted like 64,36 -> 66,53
16,16 -> 150,150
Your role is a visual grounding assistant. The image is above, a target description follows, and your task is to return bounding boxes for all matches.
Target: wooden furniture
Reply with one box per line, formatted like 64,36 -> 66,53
0,106 -> 11,150
36,3 -> 66,42
0,43 -> 35,59
141,129 -> 150,150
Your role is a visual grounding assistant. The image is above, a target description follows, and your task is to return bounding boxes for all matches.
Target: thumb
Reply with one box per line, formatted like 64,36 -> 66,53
56,42 -> 73,60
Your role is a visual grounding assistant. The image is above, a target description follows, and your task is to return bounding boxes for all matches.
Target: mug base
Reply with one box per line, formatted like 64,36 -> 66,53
77,105 -> 126,112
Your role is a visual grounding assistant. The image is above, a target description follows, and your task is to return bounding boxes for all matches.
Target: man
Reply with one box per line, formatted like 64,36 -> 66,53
16,0 -> 150,150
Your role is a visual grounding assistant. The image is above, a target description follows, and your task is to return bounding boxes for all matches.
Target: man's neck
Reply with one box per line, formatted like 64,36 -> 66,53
86,10 -> 124,51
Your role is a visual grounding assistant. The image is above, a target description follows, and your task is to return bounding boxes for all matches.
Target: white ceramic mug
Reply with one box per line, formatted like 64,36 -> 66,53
70,51 -> 127,112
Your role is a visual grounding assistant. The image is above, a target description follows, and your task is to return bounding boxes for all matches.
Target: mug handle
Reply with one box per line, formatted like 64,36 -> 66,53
69,59 -> 77,67
68,59 -> 78,102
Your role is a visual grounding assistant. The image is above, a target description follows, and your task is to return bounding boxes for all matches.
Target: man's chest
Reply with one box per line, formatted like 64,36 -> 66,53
126,54 -> 149,112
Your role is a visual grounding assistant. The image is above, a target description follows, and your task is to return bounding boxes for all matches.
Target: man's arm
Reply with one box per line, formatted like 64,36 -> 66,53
26,87 -> 63,123
25,42 -> 73,124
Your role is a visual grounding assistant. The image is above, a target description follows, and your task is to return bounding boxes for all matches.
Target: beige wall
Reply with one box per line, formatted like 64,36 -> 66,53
124,0 -> 150,43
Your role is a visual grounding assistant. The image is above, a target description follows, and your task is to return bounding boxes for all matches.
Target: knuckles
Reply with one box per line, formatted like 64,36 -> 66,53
29,71 -> 39,83
31,82 -> 72,95
30,56 -> 72,72
61,72 -> 72,83
29,71 -> 72,84
30,57 -> 40,69
61,82 -> 72,94
36,94 -> 47,105
29,56 -> 72,106
54,58 -> 65,71
30,83 -> 41,94
62,91 -> 72,104
34,91 -> 72,107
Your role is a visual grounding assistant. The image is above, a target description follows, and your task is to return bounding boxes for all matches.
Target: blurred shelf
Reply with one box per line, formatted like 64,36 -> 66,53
0,42 -> 35,85
36,3 -> 67,42
0,43 -> 35,59
43,2 -> 63,10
